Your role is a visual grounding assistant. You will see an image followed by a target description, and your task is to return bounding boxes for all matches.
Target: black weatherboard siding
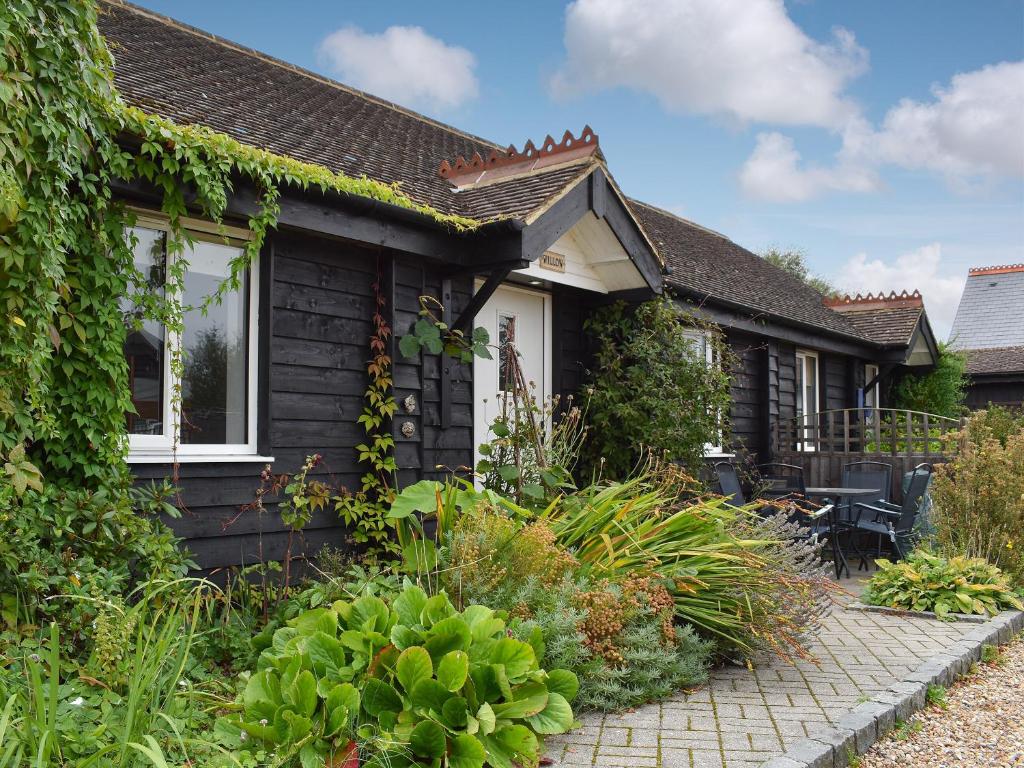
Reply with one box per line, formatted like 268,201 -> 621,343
724,331 -> 765,456
132,229 -> 479,574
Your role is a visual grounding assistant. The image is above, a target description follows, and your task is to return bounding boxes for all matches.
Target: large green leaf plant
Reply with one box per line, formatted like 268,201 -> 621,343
226,585 -> 577,768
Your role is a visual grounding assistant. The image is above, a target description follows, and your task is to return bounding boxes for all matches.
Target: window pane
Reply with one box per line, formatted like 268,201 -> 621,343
122,227 -> 167,436
805,356 -> 817,416
795,356 -> 805,416
180,240 -> 248,445
498,313 -> 516,393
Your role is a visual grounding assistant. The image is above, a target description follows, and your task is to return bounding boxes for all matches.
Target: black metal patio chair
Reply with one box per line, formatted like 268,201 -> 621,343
835,460 -> 893,523
755,462 -> 842,574
847,462 -> 933,568
756,462 -> 806,500
714,461 -> 746,506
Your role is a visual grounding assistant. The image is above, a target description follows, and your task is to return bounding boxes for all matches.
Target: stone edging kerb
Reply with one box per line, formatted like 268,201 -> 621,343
845,601 -> 990,624
759,608 -> 1024,768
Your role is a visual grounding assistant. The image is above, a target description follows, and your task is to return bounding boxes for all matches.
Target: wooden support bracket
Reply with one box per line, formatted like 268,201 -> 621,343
451,266 -> 514,333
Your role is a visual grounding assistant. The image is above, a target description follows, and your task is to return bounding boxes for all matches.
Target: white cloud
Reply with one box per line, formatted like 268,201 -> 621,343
739,131 -> 878,202
741,61 -> 1024,201
550,0 -> 867,128
317,25 -> 478,110
833,243 -> 966,338
872,61 -> 1024,181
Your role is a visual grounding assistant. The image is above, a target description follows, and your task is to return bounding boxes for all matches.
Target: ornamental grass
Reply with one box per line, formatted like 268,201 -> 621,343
537,466 -> 836,661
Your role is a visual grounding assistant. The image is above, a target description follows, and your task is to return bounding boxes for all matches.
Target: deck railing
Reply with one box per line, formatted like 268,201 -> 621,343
773,407 -> 963,456
772,408 -> 962,500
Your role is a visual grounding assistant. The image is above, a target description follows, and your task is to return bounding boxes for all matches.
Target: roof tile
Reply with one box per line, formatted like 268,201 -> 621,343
950,269 -> 1024,349
964,345 -> 1024,376
627,201 -> 871,342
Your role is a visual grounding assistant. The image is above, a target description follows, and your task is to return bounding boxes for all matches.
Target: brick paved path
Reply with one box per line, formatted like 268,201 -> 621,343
547,605 -> 974,768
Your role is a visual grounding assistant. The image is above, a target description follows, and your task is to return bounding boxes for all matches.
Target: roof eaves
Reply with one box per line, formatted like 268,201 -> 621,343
600,171 -> 665,269
670,283 -> 883,349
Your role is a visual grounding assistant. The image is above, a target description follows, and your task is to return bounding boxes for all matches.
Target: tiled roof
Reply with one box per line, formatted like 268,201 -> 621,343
98,1 -> 589,223
823,292 -> 924,346
99,2 -> 932,352
964,345 -> 1024,376
949,265 -> 1024,349
830,305 -> 923,346
627,201 -> 870,342
453,163 -> 594,222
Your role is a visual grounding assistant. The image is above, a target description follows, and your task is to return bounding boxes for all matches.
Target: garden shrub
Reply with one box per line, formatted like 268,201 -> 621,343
929,411 -> 1024,583
476,392 -> 585,507
441,509 -> 577,609
961,404 -> 1024,448
0,581 -> 219,766
0,476 -> 191,650
889,343 -> 967,418
224,585 -> 576,768
439,505 -> 712,712
580,297 -> 733,478
863,550 -> 1022,618
569,574 -> 711,711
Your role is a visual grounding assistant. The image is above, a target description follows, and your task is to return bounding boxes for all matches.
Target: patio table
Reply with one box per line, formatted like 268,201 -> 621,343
804,486 -> 878,579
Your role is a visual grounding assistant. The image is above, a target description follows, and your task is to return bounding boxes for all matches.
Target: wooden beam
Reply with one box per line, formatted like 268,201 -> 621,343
590,166 -> 607,219
452,267 -> 513,333
594,171 -> 664,293
522,178 -> 591,263
110,176 -> 522,267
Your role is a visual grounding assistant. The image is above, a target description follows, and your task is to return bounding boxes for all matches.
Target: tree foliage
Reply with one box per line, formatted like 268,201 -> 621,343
761,248 -> 837,296
580,297 -> 734,478
890,342 -> 968,418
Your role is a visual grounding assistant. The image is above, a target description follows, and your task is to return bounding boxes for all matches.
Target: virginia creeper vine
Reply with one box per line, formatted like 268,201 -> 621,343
1,0 -> 480,552
336,257 -> 398,552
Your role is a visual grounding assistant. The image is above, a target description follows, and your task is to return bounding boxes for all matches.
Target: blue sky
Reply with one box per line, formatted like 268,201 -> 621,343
130,0 -> 1024,337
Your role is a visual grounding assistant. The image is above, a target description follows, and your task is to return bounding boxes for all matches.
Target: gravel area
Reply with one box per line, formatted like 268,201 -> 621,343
860,636 -> 1024,768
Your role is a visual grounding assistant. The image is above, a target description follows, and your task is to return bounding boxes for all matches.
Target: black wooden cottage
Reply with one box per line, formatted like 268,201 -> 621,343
100,1 -> 940,572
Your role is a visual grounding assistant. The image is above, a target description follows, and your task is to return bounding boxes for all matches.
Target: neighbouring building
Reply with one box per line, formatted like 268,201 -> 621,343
949,264 -> 1024,409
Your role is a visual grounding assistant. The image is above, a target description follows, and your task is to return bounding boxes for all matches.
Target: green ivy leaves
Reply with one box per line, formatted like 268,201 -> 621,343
2,444 -> 43,496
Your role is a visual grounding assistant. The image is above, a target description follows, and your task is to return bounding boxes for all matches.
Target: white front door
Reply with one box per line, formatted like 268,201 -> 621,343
473,284 -> 552,472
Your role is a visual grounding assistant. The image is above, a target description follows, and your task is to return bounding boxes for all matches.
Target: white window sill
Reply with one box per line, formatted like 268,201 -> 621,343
704,452 -> 735,459
127,454 -> 275,465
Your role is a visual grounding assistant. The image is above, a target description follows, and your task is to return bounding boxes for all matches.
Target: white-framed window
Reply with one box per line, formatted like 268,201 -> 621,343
122,211 -> 263,462
863,363 -> 880,411
795,349 -> 819,451
682,328 -> 726,455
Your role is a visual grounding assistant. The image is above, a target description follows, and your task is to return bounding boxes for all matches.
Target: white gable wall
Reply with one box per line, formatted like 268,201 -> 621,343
513,212 -> 648,294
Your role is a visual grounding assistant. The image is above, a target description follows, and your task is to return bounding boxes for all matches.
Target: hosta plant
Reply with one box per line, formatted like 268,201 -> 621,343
226,585 -> 577,768
864,550 -> 1023,619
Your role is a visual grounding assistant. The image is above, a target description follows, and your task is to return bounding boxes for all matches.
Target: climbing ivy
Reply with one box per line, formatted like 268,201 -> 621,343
0,1 -> 479,544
